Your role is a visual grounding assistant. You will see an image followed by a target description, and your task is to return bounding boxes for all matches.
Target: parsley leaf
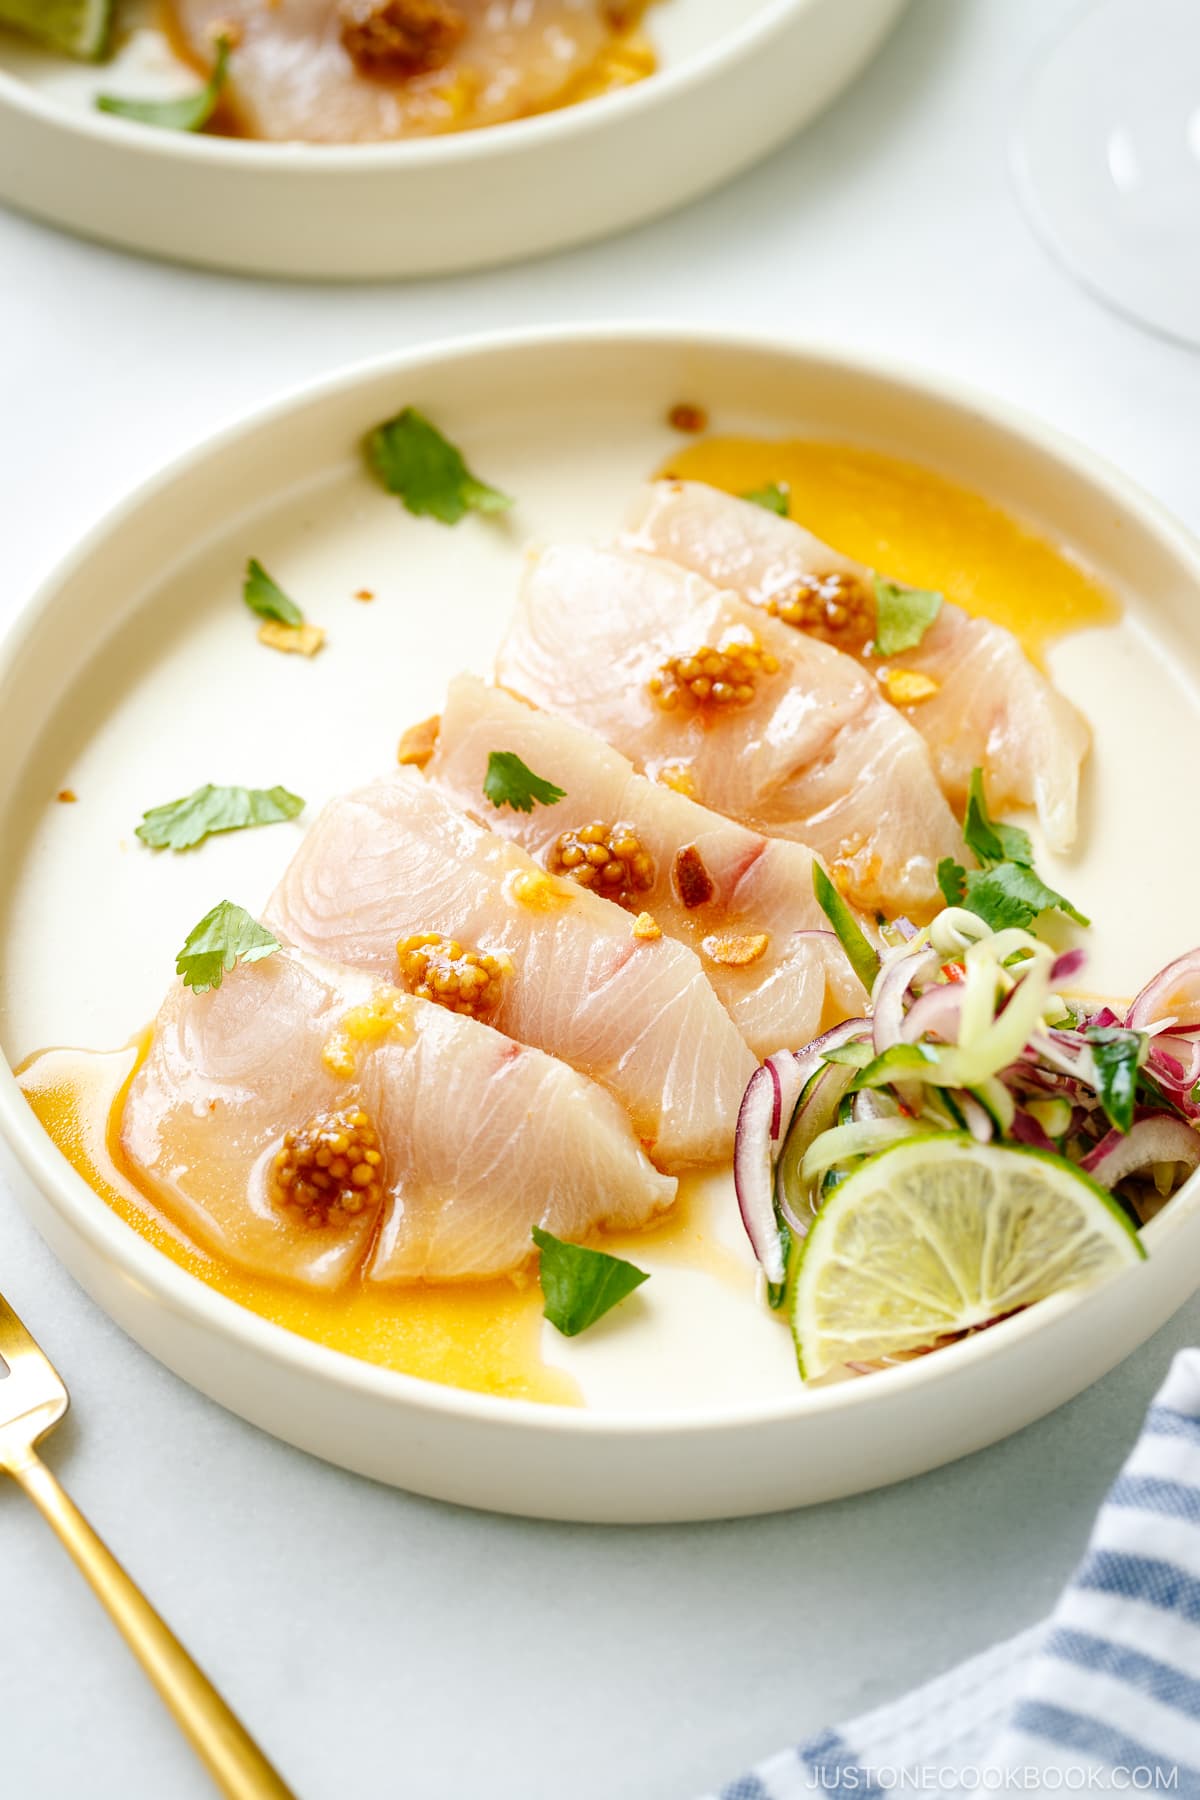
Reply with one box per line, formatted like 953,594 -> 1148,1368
366,408 -> 512,525
941,767 -> 1089,931
137,784 -> 305,853
483,751 -> 566,814
1088,1027 -> 1143,1135
175,901 -> 280,994
243,559 -> 304,627
813,862 -> 880,990
742,482 -> 790,517
98,34 -> 231,132
873,577 -> 943,656
532,1227 -> 649,1337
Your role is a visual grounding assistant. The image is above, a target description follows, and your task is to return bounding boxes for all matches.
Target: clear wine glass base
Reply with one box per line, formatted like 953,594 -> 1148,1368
1012,0 -> 1200,349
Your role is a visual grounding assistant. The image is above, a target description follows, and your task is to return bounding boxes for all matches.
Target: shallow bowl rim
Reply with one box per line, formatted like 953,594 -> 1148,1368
0,0 -> 830,170
2,318 -> 1197,1440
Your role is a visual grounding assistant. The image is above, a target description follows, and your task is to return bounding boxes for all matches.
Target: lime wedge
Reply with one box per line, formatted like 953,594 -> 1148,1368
792,1134 -> 1145,1378
0,0 -> 113,59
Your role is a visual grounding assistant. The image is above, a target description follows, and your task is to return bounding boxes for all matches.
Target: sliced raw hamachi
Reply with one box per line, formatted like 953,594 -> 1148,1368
626,480 -> 1090,852
264,769 -> 755,1168
423,673 -> 868,1056
496,544 -> 962,920
167,1 -> 623,143
121,948 -> 675,1285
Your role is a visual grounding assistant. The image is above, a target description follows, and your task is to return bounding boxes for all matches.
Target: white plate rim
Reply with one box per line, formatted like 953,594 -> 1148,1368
2,319 -> 1199,1441
0,0 -> 829,168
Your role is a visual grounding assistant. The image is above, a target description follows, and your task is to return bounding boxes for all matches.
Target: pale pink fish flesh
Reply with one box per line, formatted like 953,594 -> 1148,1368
122,947 -> 674,1285
626,480 -> 1091,853
167,0 -> 620,143
264,769 -> 755,1168
496,545 -> 963,920
425,673 -> 869,1055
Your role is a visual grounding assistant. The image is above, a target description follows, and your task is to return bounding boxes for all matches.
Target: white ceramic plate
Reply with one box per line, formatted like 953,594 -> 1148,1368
0,0 -> 906,279
2,326 -> 1199,1523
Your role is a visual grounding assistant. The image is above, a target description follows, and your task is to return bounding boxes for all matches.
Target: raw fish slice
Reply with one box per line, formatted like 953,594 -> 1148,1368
265,770 -> 755,1167
122,950 -> 368,1288
627,480 -> 1091,852
169,0 -> 618,143
425,673 -> 868,1056
496,545 -> 962,919
122,949 -> 674,1286
364,1008 -> 674,1281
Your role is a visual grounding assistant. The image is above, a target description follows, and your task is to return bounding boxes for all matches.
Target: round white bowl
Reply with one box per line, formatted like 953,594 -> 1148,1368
0,0 -> 906,279
2,325 -> 1199,1522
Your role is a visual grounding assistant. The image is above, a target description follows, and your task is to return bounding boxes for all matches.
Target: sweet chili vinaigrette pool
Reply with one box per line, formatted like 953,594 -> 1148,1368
658,439 -> 1118,662
16,1042 -> 734,1406
16,439 -> 1119,1402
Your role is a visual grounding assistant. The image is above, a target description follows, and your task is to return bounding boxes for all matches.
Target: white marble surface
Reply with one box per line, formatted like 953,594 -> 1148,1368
2,3 -> 1199,1796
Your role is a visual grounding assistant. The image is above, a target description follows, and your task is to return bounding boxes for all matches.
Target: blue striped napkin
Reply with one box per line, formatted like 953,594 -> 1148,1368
708,1349 -> 1200,1799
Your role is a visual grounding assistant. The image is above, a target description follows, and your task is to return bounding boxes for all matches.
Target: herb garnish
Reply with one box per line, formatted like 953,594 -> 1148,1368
742,483 -> 790,517
243,559 -> 304,628
98,34 -> 231,132
1088,1027 -> 1143,1135
937,769 -> 1089,932
812,862 -> 880,990
175,901 -> 280,994
872,577 -> 943,656
532,1227 -> 649,1337
137,785 -> 305,853
483,751 -> 566,814
366,408 -> 512,525
962,772 -> 1036,867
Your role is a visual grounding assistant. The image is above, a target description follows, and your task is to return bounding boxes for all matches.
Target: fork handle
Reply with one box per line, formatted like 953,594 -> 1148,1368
8,1450 -> 297,1800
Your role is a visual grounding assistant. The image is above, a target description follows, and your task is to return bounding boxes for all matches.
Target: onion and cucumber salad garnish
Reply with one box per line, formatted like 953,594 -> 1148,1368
736,849 -> 1200,1379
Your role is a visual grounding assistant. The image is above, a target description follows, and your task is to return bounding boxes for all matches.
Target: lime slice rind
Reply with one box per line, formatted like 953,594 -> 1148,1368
0,0 -> 113,59
792,1133 -> 1145,1379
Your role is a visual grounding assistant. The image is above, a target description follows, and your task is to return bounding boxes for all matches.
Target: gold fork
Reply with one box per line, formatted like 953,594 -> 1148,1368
0,1290 -> 297,1799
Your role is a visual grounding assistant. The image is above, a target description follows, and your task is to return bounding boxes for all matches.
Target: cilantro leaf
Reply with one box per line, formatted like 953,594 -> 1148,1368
741,482 -> 790,517
1088,1027 -> 1143,1135
175,901 -> 280,994
938,857 -> 967,908
483,751 -> 566,814
960,862 -> 1089,932
955,864 -> 1060,931
366,408 -> 512,525
941,766 -> 1089,931
873,577 -> 943,656
962,768 -> 1034,867
137,784 -> 305,853
813,862 -> 880,990
98,34 -> 231,132
243,559 -> 303,627
532,1227 -> 648,1337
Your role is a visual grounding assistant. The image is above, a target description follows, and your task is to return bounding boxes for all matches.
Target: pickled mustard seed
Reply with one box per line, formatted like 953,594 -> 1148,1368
397,933 -> 511,1021
766,571 -> 875,651
548,822 -> 655,908
649,636 -> 779,712
272,1105 -> 384,1228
